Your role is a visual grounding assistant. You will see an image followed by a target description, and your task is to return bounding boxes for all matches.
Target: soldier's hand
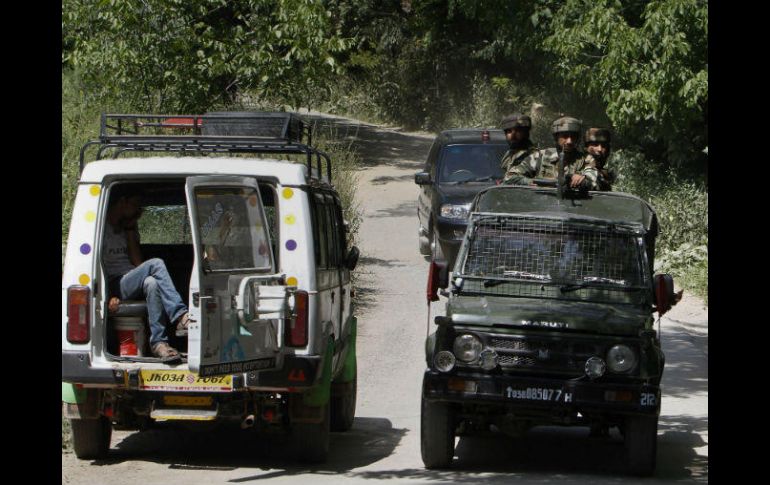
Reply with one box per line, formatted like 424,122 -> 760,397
570,174 -> 586,188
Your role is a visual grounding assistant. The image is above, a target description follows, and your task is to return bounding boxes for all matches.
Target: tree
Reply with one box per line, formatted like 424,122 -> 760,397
62,0 -> 351,112
536,0 -> 708,168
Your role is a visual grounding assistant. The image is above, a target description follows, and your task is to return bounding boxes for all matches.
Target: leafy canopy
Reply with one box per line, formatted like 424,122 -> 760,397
62,0 -> 351,112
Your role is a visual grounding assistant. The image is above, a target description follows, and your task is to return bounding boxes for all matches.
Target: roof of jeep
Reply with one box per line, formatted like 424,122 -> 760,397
439,129 -> 507,144
471,185 -> 657,232
79,156 -> 312,185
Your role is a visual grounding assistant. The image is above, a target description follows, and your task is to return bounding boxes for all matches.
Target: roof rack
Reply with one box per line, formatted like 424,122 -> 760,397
79,112 -> 333,184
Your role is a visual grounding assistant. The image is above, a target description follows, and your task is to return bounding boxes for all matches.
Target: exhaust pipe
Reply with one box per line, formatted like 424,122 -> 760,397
241,414 -> 255,429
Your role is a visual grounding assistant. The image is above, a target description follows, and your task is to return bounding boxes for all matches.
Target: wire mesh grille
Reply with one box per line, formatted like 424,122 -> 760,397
461,216 -> 643,287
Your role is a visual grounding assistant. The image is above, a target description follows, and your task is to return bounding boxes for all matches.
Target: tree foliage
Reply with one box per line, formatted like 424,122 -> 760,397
62,0 -> 351,112
328,0 -> 707,170
538,0 -> 707,167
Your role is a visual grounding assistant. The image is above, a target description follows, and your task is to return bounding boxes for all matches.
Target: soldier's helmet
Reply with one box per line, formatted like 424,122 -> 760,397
584,128 -> 611,145
551,116 -> 582,136
501,113 -> 532,131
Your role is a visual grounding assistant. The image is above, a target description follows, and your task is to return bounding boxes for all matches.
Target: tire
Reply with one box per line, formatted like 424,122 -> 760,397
420,395 -> 455,469
294,403 -> 331,463
330,368 -> 357,432
625,415 -> 658,476
70,417 -> 112,459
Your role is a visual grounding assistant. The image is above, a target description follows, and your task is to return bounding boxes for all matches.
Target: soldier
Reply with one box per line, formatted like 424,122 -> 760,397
584,127 -> 614,191
499,113 -> 537,174
503,116 -> 600,190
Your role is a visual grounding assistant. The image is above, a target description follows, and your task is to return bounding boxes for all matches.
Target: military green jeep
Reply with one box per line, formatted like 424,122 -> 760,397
421,183 -> 679,475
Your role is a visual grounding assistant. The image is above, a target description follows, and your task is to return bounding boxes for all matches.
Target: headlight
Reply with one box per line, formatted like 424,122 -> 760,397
453,334 -> 482,363
606,344 -> 637,373
440,203 -> 471,220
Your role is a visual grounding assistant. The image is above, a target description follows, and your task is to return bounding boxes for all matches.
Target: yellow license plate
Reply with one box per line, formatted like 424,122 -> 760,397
139,370 -> 232,392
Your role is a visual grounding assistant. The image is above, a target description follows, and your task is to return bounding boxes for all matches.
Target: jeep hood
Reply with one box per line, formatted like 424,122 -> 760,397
437,183 -> 497,205
447,295 -> 649,336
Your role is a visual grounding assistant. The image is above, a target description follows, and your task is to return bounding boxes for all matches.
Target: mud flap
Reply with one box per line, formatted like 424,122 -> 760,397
62,386 -> 101,419
336,316 -> 357,384
291,339 -> 334,423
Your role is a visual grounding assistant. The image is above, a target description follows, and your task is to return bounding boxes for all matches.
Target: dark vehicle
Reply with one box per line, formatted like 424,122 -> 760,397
421,183 -> 680,476
415,129 -> 508,266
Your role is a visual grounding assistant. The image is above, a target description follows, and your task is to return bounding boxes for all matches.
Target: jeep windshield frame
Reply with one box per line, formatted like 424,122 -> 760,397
453,213 -> 651,305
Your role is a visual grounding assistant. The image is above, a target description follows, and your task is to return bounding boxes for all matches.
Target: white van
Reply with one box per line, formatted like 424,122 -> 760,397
62,112 -> 359,463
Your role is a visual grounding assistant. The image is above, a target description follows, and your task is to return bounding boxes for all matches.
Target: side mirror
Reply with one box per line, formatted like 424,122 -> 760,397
426,259 -> 449,302
415,172 -> 432,185
345,246 -> 360,271
653,273 -> 682,316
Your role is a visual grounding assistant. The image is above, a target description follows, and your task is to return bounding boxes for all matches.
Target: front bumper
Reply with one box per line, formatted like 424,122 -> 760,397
423,370 -> 660,417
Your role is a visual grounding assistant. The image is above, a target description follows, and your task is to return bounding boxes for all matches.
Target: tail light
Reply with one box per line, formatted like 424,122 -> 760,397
286,290 -> 308,347
67,286 -> 90,343
481,130 -> 490,142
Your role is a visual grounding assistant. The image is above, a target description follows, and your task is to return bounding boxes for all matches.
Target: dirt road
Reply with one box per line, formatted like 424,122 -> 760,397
62,113 -> 708,484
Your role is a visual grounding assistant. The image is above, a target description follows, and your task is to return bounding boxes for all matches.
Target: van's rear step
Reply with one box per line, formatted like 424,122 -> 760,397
151,405 -> 218,421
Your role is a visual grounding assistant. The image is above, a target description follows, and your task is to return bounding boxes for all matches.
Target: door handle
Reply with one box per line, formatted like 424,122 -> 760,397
193,292 -> 213,307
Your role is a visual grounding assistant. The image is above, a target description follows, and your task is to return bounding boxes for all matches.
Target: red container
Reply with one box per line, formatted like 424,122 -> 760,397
118,329 -> 138,356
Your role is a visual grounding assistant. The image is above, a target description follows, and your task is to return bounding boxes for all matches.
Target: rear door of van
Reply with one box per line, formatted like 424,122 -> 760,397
185,176 -> 287,377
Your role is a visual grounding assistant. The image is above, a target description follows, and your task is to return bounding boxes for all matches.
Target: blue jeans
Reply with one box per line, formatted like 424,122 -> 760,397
119,258 -> 188,346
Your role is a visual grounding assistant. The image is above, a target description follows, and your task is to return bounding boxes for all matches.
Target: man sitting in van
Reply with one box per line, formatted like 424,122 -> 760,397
103,185 -> 190,363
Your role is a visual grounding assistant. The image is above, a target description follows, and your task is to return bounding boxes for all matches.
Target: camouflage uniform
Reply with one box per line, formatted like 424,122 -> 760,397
503,147 -> 601,189
584,153 -> 613,191
499,141 -> 538,174
583,128 -> 614,191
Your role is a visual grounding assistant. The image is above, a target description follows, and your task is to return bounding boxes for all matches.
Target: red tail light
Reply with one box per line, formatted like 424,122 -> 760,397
67,286 -> 90,343
286,290 -> 308,347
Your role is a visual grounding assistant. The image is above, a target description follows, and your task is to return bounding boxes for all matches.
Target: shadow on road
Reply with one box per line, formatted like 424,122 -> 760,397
95,417 -> 405,477
305,116 -> 432,170
349,424 -> 706,483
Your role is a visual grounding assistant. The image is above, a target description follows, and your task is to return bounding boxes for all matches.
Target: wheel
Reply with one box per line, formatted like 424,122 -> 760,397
420,395 -> 455,469
330,367 -> 357,432
625,415 -> 658,476
294,403 -> 331,463
70,417 -> 112,459
431,223 -> 445,262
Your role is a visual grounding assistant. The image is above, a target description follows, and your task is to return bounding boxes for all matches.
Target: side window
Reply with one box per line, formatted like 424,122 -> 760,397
332,198 -> 346,263
138,205 -> 191,244
426,139 -> 440,174
312,193 -> 328,269
323,195 -> 338,268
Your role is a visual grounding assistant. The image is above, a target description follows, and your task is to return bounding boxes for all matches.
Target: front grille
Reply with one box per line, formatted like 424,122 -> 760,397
488,335 -> 605,374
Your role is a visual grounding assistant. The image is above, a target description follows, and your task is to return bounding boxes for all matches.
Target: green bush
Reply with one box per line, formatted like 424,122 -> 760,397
612,149 -> 708,301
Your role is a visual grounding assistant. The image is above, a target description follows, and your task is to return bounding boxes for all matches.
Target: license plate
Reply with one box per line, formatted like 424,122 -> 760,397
140,370 -> 232,392
505,386 -> 573,403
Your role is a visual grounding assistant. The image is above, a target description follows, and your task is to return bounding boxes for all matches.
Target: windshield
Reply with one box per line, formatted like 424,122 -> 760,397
459,216 -> 646,300
438,144 -> 506,184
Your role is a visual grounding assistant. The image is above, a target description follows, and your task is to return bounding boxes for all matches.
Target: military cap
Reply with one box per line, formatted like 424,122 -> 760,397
584,128 -> 611,144
551,116 -> 582,135
501,113 -> 532,130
